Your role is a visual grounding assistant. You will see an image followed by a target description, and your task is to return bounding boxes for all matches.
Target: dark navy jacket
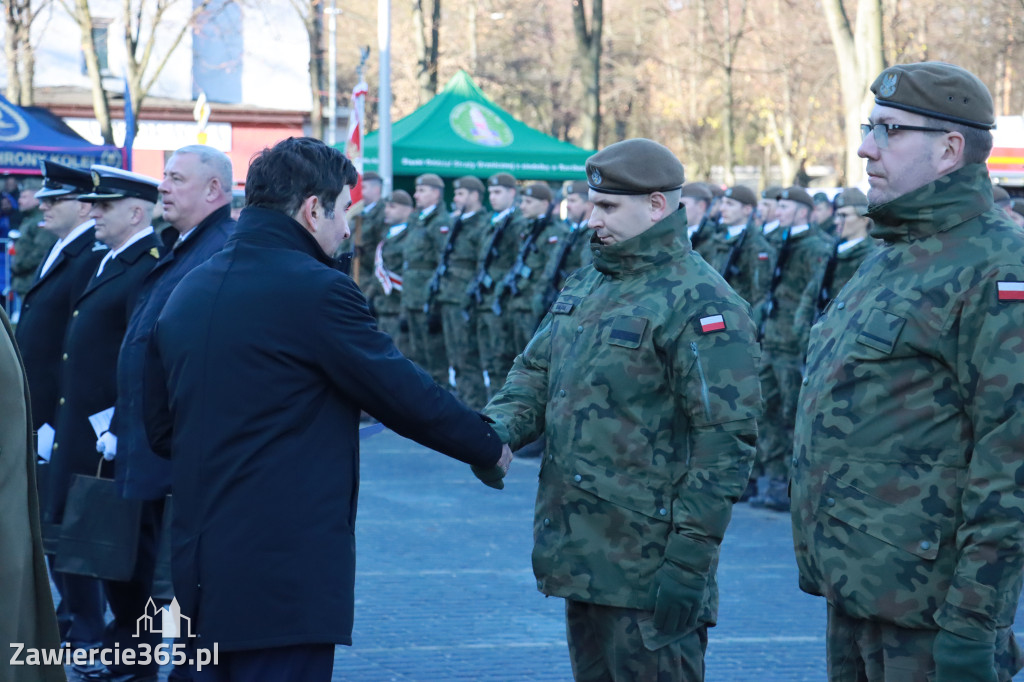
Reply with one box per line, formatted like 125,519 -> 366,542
15,224 -> 106,429
144,206 -> 502,650
114,204 -> 234,499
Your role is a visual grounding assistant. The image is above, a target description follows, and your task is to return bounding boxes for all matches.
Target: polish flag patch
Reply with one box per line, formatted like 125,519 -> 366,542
548,235 -> 560,243
439,226 -> 450,234
758,252 -> 770,261
700,314 -> 726,333
998,282 -> 1024,301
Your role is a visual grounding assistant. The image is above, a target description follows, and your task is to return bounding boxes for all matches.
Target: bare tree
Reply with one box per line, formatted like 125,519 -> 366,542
289,0 -> 326,139
820,0 -> 884,186
59,0 -> 218,145
4,0 -> 47,105
412,0 -> 440,105
571,0 -> 601,150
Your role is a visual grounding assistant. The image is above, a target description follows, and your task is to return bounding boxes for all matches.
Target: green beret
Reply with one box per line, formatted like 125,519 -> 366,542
834,188 -> 869,215
762,186 -> 783,200
992,185 -> 1011,204
871,61 -> 995,130
386,190 -> 413,207
812,192 -> 831,205
779,186 -> 813,209
488,173 -> 517,189
415,173 -> 445,189
567,180 -> 589,197
363,171 -> 383,183
586,138 -> 684,196
522,183 -> 552,202
454,175 -> 485,194
723,185 -> 757,207
680,182 -> 713,201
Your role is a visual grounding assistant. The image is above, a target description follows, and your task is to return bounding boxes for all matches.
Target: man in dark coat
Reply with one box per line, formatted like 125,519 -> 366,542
46,166 -> 162,682
144,137 -> 512,681
14,161 -> 108,675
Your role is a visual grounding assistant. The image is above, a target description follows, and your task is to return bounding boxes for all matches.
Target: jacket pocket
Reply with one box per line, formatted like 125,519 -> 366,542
819,471 -> 942,560
855,308 -> 906,354
606,315 -> 648,349
568,456 -> 672,523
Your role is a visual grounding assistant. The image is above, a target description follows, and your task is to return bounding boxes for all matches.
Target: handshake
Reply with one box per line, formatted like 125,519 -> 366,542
471,444 -> 514,490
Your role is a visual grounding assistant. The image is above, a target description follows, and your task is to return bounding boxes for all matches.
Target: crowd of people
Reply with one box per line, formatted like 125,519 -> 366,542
4,58 -> 1024,682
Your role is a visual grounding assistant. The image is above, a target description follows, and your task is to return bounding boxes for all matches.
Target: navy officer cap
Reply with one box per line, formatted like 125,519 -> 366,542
35,160 -> 93,200
79,165 -> 160,203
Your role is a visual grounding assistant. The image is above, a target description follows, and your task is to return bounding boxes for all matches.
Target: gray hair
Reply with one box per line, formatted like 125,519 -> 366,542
172,145 -> 233,192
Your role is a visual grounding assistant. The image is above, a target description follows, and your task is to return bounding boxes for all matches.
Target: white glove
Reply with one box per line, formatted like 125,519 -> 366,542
96,431 -> 118,461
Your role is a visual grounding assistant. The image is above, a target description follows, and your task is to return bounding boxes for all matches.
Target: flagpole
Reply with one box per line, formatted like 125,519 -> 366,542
378,0 -> 393,197
327,0 -> 337,146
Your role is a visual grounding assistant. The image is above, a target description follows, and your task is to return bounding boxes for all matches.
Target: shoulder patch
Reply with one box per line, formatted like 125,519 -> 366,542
699,314 -> 726,333
757,252 -> 770,260
547,235 -> 559,243
997,281 -> 1024,301
439,225 -> 450,234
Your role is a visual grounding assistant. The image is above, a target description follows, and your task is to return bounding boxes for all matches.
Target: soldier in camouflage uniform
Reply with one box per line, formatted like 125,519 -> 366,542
810,191 -> 837,239
483,139 -> 761,681
752,186 -> 832,511
10,188 -> 56,299
680,182 -> 717,260
432,176 -> 489,408
536,180 -> 594,318
792,187 -> 877,351
371,191 -> 414,353
757,186 -> 784,246
497,183 -> 568,354
401,173 -> 450,388
791,62 -> 1024,682
703,185 -> 775,315
353,172 -> 386,302
469,173 -> 526,398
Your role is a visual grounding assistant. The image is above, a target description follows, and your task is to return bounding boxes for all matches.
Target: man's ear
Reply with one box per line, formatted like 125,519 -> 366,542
936,131 -> 966,175
296,195 -> 320,232
649,192 -> 670,221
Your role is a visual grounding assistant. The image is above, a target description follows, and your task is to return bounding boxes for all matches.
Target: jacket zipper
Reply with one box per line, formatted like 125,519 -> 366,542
690,341 -> 713,421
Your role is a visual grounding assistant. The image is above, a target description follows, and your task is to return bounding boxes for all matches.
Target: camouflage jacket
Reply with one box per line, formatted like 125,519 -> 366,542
400,205 -> 450,311
503,216 -> 569,316
472,209 -> 527,310
792,236 -> 878,352
483,208 -> 761,616
371,223 -> 410,317
534,223 -> 593,318
703,224 -> 776,318
791,163 -> 1024,642
760,225 -> 833,354
436,210 -> 490,306
10,214 -> 56,296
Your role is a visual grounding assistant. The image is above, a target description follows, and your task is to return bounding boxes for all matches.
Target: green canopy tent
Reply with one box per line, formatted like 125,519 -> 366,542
360,70 -> 593,183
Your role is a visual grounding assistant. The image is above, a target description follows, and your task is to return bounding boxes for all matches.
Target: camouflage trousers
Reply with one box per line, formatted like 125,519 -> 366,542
476,308 -> 516,399
439,302 -> 487,409
510,308 -> 542,358
405,309 -> 450,388
756,349 -> 803,479
826,604 -> 1024,682
376,311 -> 408,357
565,600 -> 708,682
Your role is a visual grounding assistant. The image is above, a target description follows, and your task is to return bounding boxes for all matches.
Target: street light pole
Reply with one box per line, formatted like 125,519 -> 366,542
327,0 -> 338,146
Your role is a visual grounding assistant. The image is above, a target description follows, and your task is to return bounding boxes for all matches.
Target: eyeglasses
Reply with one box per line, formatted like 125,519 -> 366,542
860,122 -> 950,149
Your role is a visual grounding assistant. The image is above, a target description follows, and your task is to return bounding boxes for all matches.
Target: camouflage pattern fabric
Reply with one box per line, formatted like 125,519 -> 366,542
566,599 -> 709,682
825,604 -> 1023,682
483,208 -> 761,618
371,224 -> 410,353
401,205 -> 450,385
10,213 -> 55,296
703,225 -> 776,324
356,200 -> 387,297
534,222 -> 593,318
503,216 -> 569,351
792,237 -> 878,352
791,164 -> 1024,649
761,226 -> 833,354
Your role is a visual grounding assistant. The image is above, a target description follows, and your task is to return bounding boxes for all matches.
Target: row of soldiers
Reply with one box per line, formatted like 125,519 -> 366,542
340,171 -> 594,410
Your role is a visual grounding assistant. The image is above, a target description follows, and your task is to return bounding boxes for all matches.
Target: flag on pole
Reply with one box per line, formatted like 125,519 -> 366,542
345,79 -> 369,203
123,76 -> 135,170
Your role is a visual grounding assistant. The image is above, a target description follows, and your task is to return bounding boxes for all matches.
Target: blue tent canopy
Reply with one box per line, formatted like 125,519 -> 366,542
0,94 -> 123,174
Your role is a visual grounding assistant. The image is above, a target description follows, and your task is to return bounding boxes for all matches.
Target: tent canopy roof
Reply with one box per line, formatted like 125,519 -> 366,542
363,70 -> 592,182
0,94 -> 123,174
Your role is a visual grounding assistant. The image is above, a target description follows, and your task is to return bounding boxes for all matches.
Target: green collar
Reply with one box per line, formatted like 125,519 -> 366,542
592,208 -> 688,276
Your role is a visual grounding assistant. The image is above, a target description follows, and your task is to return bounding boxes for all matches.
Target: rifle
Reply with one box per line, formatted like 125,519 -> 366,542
464,209 -> 515,320
758,228 -> 793,341
719,220 -> 750,282
423,214 -> 464,316
491,209 -> 551,316
541,224 -> 588,312
690,195 -> 721,252
813,244 -> 840,321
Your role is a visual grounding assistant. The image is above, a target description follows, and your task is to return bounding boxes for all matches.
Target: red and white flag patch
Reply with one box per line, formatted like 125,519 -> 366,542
548,235 -> 560,243
757,252 -> 770,261
997,282 -> 1024,301
700,314 -> 726,333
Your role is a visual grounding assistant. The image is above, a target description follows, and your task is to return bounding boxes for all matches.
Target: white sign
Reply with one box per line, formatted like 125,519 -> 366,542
66,118 -> 232,152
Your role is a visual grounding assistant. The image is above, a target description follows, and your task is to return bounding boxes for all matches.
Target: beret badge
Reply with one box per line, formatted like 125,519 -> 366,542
879,72 -> 899,98
590,168 -> 602,186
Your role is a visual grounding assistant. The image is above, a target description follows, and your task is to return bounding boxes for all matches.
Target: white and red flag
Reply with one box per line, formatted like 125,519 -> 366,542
997,281 -> 1024,301
345,79 -> 369,203
699,314 -> 726,333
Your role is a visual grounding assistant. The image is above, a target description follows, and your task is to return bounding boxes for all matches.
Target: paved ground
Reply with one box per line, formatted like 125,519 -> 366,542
58,427 -> 1024,680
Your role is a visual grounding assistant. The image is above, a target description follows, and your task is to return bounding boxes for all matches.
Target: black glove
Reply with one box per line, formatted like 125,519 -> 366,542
651,560 -> 706,636
933,629 -> 997,682
471,464 -> 505,490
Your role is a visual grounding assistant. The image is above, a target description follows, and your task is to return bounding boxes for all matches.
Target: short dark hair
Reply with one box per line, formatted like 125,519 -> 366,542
921,115 -> 994,165
245,137 -> 357,218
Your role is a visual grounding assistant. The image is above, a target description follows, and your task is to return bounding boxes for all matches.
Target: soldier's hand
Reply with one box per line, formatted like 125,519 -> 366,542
651,560 -> 706,636
471,444 -> 513,490
933,629 -> 997,682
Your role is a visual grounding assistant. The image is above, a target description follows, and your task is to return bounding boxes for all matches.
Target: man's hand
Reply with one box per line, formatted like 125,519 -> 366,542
472,444 -> 513,490
651,560 -> 706,636
933,629 -> 997,682
96,431 -> 118,461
